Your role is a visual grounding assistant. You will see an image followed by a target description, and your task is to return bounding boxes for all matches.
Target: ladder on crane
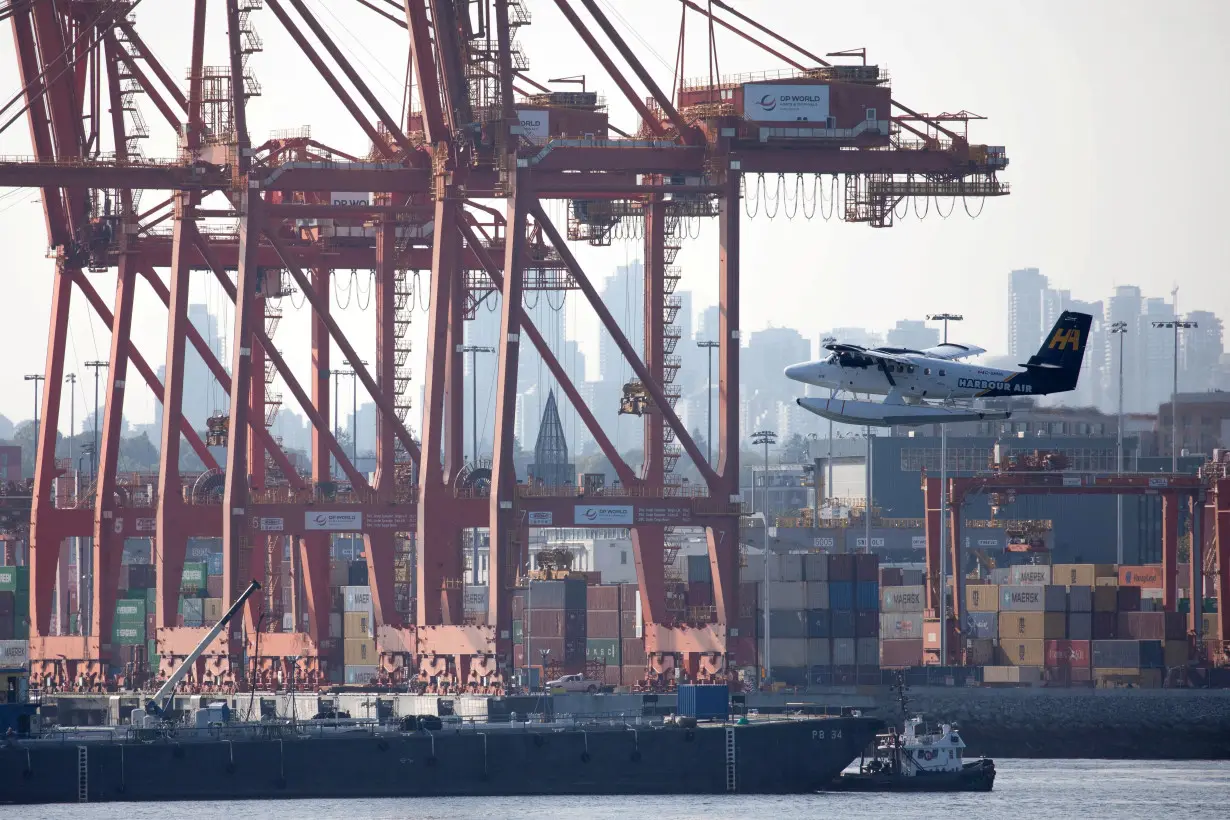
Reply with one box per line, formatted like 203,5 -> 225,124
725,726 -> 737,792
77,745 -> 88,802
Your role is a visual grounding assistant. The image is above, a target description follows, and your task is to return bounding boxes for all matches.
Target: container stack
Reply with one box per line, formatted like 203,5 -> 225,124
0,565 -> 30,643
749,552 -> 880,686
585,583 -> 644,686
512,578 -> 587,677
341,585 -> 377,685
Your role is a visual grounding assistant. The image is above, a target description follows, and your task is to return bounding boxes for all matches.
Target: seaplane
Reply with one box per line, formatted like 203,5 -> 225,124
784,311 -> 1092,427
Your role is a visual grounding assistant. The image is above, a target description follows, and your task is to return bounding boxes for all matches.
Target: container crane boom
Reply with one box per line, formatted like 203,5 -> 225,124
144,580 -> 261,719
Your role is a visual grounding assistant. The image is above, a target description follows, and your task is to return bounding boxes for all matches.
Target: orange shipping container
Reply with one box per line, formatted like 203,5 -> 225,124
998,639 -> 1045,666
998,612 -> 1066,640
966,585 -> 999,612
1051,564 -> 1116,587
343,637 -> 375,666
1118,565 -> 1162,588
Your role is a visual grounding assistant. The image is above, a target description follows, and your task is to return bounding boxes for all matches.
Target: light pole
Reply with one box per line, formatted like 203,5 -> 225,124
697,340 -> 718,465
461,344 -> 495,584
747,512 -> 771,686
1110,321 -> 1128,563
927,313 -> 964,345
85,361 -> 107,479
24,374 -> 44,444
864,426 -> 873,554
1152,318 -> 1197,472
821,336 -> 836,510
751,430 -> 777,516
64,373 -> 76,467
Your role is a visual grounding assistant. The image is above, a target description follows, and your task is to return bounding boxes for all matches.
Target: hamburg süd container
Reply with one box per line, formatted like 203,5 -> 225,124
964,611 -> 998,639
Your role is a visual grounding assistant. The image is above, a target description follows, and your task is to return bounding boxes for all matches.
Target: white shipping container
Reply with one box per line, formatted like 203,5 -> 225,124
741,559 -> 765,583
767,581 -> 807,611
181,598 -> 203,620
990,568 -> 1012,585
779,554 -> 804,583
856,637 -> 879,666
343,585 -> 374,613
880,612 -> 923,639
1000,584 -> 1066,612
329,612 -> 343,637
806,581 -> 830,609
762,637 -> 808,667
832,637 -> 856,666
982,665 -> 1043,684
0,639 -> 29,666
344,665 -> 379,685
804,553 -> 828,582
807,638 -> 831,666
1010,566 -> 1052,585
464,586 -> 488,613
881,585 -> 926,613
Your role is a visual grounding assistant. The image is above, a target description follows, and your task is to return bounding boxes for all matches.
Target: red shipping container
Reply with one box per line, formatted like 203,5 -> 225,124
528,610 -> 565,637
854,553 -> 879,582
621,665 -> 648,684
828,554 -> 856,582
854,610 -> 879,638
1117,612 -> 1170,641
514,637 -> 565,668
621,637 -> 647,665
687,582 -> 714,608
1045,639 -> 1091,668
586,610 -> 621,639
880,639 -> 923,668
620,611 -> 638,635
207,575 -> 223,598
1092,612 -> 1118,639
511,592 -> 527,620
620,584 -> 639,611
587,585 -> 620,611
738,583 -> 759,619
879,567 -> 905,587
1116,586 -> 1142,612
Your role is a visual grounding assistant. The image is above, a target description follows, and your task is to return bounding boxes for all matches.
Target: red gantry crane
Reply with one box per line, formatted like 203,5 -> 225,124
1,0 -> 1011,692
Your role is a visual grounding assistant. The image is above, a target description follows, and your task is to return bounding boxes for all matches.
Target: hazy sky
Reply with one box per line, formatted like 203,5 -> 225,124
0,0 -> 1227,434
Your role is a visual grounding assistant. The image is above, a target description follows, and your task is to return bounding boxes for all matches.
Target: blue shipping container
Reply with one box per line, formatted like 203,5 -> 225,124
829,581 -> 855,610
965,612 -> 998,639
830,609 -> 856,638
856,581 -> 879,611
806,609 -> 830,639
206,554 -> 223,576
677,684 -> 728,720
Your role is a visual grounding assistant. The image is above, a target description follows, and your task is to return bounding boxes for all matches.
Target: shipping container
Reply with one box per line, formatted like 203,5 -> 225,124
922,617 -> 957,651
780,554 -> 805,583
1118,611 -> 1186,641
730,635 -> 756,667
114,598 -> 146,621
585,637 -> 620,664
828,581 -> 855,610
880,612 -> 923,639
586,584 -> 620,612
622,638 -> 647,665
854,610 -> 879,638
1052,564 -> 1115,587
0,567 -> 21,593
586,610 -> 621,639
1009,565 -> 1052,586
0,614 -> 13,640
803,553 -> 829,582
344,665 -> 379,685
343,586 -> 373,613
856,636 -> 878,666
998,639 -> 1045,666
1093,586 -> 1118,612
767,609 -> 808,639
203,598 -> 223,622
807,609 -> 831,639
966,585 -> 999,613
1163,640 -> 1188,667
206,575 -> 222,598
807,638 -> 831,666
348,561 -> 369,586
329,561 -> 349,587
768,581 -> 807,611
686,554 -> 712,584
882,585 -> 926,613
1067,611 -> 1092,641
1066,585 -> 1092,612
827,554 -> 855,582
343,637 -> 376,665
761,637 -> 808,667
1118,565 -> 1162,588
964,611 -> 998,640
344,611 -> 372,637
805,581 -> 830,610
0,592 -> 12,617
855,581 -> 879,611
879,567 -> 904,587
831,637 -> 856,666
1203,613 -> 1221,639
526,579 -> 586,610
966,638 -> 996,666
983,665 -> 1043,684
112,621 -> 145,645
854,553 -> 879,583
181,562 -> 207,592
1045,639 -> 1091,667
999,585 -> 1066,612
1092,639 -> 1164,669
879,638 -> 923,668
901,569 -> 925,586
1116,586 -> 1142,612
829,609 -> 856,639
1091,611 -> 1117,640
998,612 -> 1067,640
741,559 -> 765,583
677,684 -> 728,720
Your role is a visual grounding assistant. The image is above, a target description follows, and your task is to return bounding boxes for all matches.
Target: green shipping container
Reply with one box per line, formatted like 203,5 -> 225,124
0,566 -> 17,592
586,638 -> 620,664
512,619 -> 523,644
181,563 -> 207,591
69,613 -> 79,633
14,618 -> 29,640
112,622 -> 145,645
147,639 -> 159,672
115,599 -> 146,621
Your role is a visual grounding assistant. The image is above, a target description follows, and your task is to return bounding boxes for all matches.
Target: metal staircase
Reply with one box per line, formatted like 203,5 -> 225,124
725,726 -> 737,792
77,745 -> 88,801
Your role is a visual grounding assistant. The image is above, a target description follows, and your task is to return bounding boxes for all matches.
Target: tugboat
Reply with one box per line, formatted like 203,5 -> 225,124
827,673 -> 995,792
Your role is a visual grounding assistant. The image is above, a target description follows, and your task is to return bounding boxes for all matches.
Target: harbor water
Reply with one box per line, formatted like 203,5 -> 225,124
23,759 -> 1230,818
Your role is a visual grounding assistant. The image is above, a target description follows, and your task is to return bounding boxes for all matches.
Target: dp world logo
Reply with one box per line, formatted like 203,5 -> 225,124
312,514 -> 328,526
584,509 -> 598,521
758,94 -> 777,111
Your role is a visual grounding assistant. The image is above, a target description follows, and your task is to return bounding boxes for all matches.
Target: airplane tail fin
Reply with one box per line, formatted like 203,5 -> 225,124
1022,311 -> 1092,393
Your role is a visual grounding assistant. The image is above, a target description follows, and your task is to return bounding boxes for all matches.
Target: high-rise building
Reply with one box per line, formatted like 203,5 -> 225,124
885,319 -> 939,351
598,260 -> 644,383
154,303 -> 225,433
1008,267 -> 1048,359
696,305 -> 719,343
1181,311 -> 1224,393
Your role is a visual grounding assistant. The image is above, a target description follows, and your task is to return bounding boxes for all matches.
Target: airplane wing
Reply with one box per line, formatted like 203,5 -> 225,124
823,343 -> 911,365
921,342 -> 986,361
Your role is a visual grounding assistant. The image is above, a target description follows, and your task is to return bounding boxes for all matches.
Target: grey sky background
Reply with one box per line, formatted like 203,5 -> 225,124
0,0 -> 1226,434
